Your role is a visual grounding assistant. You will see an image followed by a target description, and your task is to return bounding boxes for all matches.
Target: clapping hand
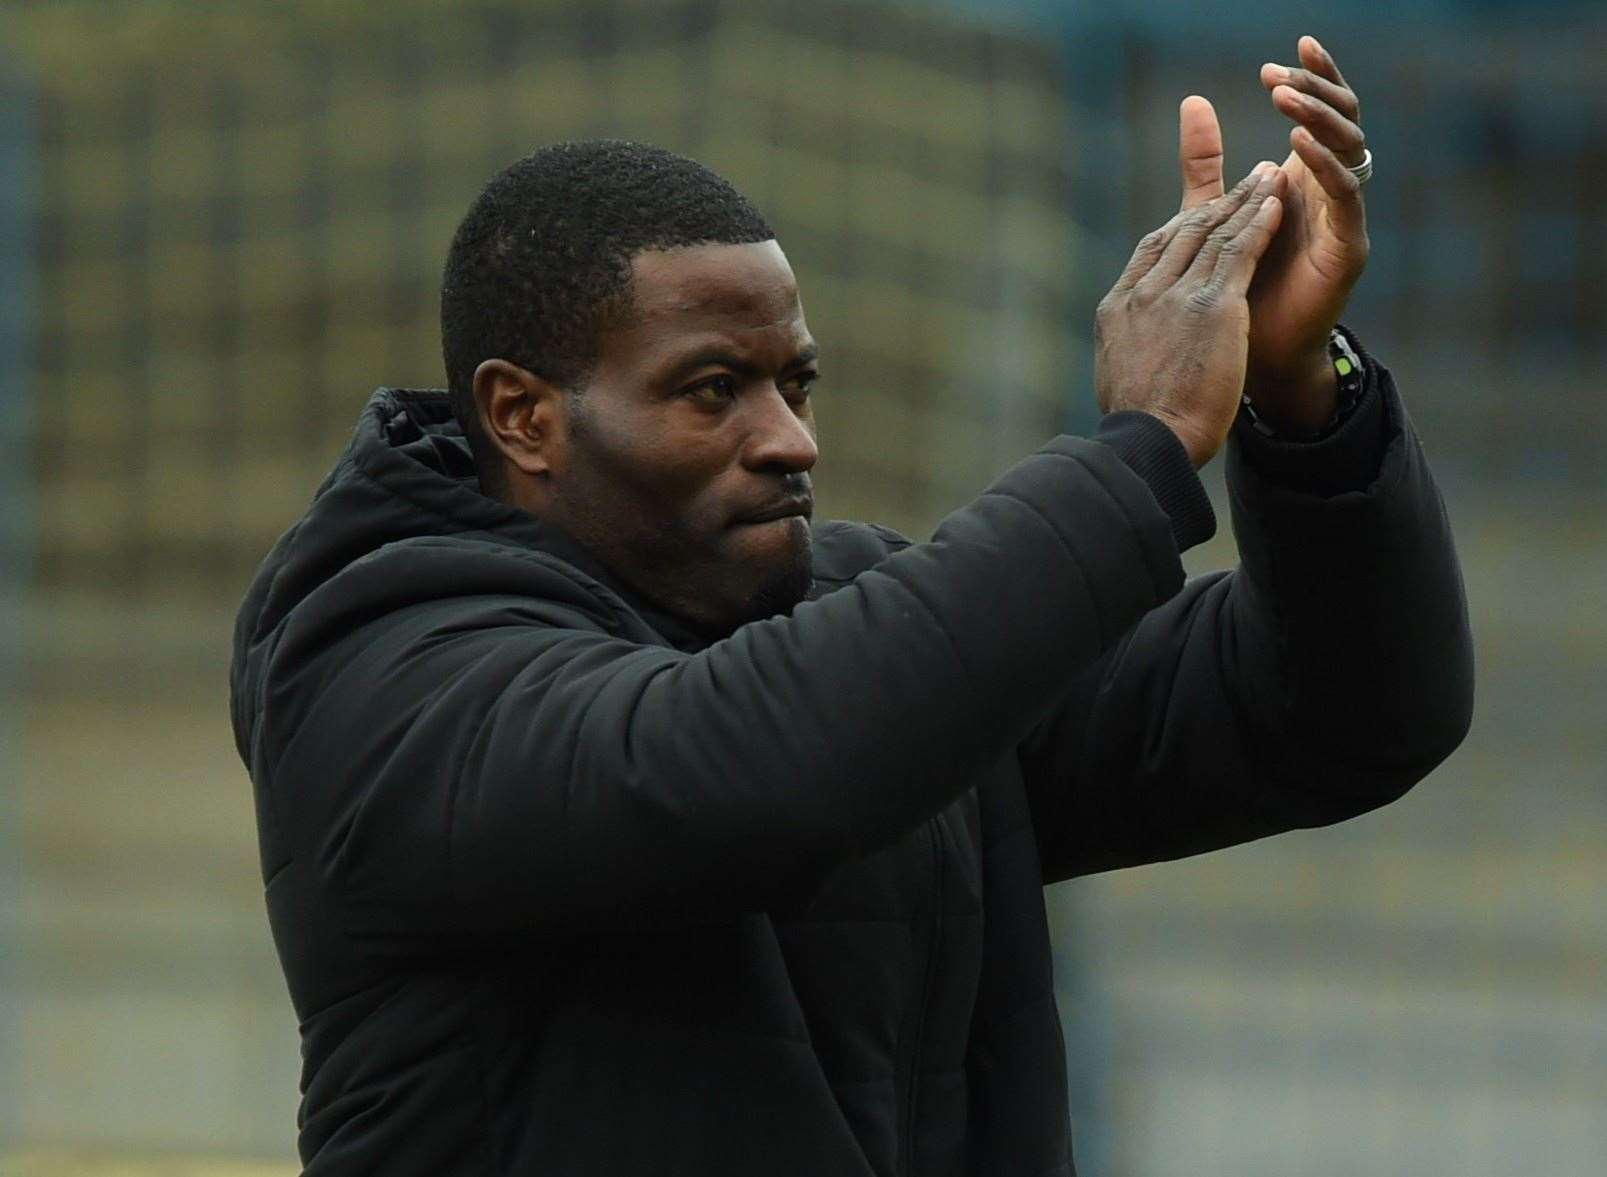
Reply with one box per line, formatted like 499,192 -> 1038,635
1177,36 -> 1370,435
1096,167 -> 1287,469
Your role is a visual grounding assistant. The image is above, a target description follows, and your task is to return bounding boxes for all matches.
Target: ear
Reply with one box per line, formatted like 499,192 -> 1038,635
472,358 -> 570,482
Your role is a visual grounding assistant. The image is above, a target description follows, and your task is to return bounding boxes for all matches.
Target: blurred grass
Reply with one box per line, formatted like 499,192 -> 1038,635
4,1152 -> 293,1177
5,0 -> 1604,1172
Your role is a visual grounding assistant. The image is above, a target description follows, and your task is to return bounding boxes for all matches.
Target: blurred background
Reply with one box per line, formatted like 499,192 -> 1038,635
1,0 -> 1602,1174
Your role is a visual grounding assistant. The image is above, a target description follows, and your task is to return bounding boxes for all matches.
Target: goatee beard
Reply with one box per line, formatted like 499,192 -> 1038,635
735,542 -> 816,628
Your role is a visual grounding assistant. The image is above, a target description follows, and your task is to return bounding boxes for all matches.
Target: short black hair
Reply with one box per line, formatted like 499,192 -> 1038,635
440,140 -> 775,485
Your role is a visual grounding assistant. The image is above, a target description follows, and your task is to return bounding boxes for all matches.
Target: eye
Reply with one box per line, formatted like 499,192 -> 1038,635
785,369 -> 820,403
683,374 -> 737,406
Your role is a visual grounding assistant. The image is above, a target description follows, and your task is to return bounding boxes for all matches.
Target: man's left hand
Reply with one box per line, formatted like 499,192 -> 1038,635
1177,35 -> 1370,435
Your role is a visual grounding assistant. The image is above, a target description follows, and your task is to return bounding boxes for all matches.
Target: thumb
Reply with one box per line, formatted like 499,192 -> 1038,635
1179,95 -> 1225,210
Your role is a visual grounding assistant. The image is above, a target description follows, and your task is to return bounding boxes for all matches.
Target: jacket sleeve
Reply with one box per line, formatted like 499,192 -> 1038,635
1018,354 -> 1475,882
263,434 -> 1186,946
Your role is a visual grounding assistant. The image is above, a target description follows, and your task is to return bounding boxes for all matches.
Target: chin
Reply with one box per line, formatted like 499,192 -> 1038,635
728,525 -> 815,628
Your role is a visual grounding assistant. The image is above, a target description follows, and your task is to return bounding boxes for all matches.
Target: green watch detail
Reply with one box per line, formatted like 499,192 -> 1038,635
1241,328 -> 1365,439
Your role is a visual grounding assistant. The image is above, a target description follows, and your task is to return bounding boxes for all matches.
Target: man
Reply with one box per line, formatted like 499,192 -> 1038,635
231,37 -> 1472,1177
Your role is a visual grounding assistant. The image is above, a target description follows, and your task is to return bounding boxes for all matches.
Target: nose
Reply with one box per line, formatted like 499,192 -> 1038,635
740,387 -> 818,475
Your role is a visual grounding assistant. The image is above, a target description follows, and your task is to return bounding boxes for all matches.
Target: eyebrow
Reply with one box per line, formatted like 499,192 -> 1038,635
659,343 -> 819,383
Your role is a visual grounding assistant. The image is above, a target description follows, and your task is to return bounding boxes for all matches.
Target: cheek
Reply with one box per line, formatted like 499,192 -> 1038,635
577,418 -> 731,532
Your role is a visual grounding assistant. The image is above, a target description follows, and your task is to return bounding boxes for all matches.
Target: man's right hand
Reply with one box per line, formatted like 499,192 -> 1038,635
1095,164 -> 1286,468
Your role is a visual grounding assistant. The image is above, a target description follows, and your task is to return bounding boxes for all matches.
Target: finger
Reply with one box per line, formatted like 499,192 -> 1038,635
1271,84 -> 1366,167
1178,95 -> 1225,210
1108,210 -> 1192,294
1259,63 -> 1359,123
1299,35 -> 1349,91
1186,168 -> 1285,279
1140,165 -> 1270,292
1114,189 -> 1241,295
1290,125 -> 1367,242
1212,195 -> 1284,297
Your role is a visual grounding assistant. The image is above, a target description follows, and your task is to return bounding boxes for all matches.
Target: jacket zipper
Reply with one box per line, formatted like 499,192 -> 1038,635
899,816 -> 945,1177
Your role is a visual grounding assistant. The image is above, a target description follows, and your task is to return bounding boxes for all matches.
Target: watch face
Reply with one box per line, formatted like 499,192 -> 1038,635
1327,332 -> 1365,426
1329,330 -> 1361,372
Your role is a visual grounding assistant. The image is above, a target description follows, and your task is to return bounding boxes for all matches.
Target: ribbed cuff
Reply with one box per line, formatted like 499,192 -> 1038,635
1095,411 -> 1216,551
1232,327 -> 1389,497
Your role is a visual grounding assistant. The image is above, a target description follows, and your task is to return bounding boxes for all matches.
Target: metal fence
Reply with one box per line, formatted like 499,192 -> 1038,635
1058,19 -> 1607,1177
3,1 -> 1604,1173
15,0 -> 1076,696
5,0 -> 1076,1163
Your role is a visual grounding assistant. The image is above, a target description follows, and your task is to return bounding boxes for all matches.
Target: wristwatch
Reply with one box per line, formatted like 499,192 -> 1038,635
1241,329 -> 1366,439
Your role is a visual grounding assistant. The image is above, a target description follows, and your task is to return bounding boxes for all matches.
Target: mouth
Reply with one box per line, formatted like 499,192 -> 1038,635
733,496 -> 814,526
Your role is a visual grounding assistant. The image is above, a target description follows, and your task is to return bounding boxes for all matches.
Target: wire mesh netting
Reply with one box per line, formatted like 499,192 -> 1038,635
2,2 -> 1603,1174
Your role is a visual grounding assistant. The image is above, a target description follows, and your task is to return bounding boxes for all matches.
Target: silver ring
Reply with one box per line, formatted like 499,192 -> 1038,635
1347,148 -> 1374,186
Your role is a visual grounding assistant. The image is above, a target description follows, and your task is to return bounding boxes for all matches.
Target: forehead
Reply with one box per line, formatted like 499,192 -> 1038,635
626,240 -> 805,334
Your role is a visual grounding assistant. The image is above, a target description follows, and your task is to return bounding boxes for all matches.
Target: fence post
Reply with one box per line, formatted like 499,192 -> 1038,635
0,61 -> 38,1147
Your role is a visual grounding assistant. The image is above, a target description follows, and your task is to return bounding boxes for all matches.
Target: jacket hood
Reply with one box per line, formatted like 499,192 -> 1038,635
228,387 -> 632,765
228,387 -> 888,774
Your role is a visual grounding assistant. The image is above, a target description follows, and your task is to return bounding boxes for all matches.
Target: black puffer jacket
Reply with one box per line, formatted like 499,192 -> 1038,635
230,353 -> 1472,1177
